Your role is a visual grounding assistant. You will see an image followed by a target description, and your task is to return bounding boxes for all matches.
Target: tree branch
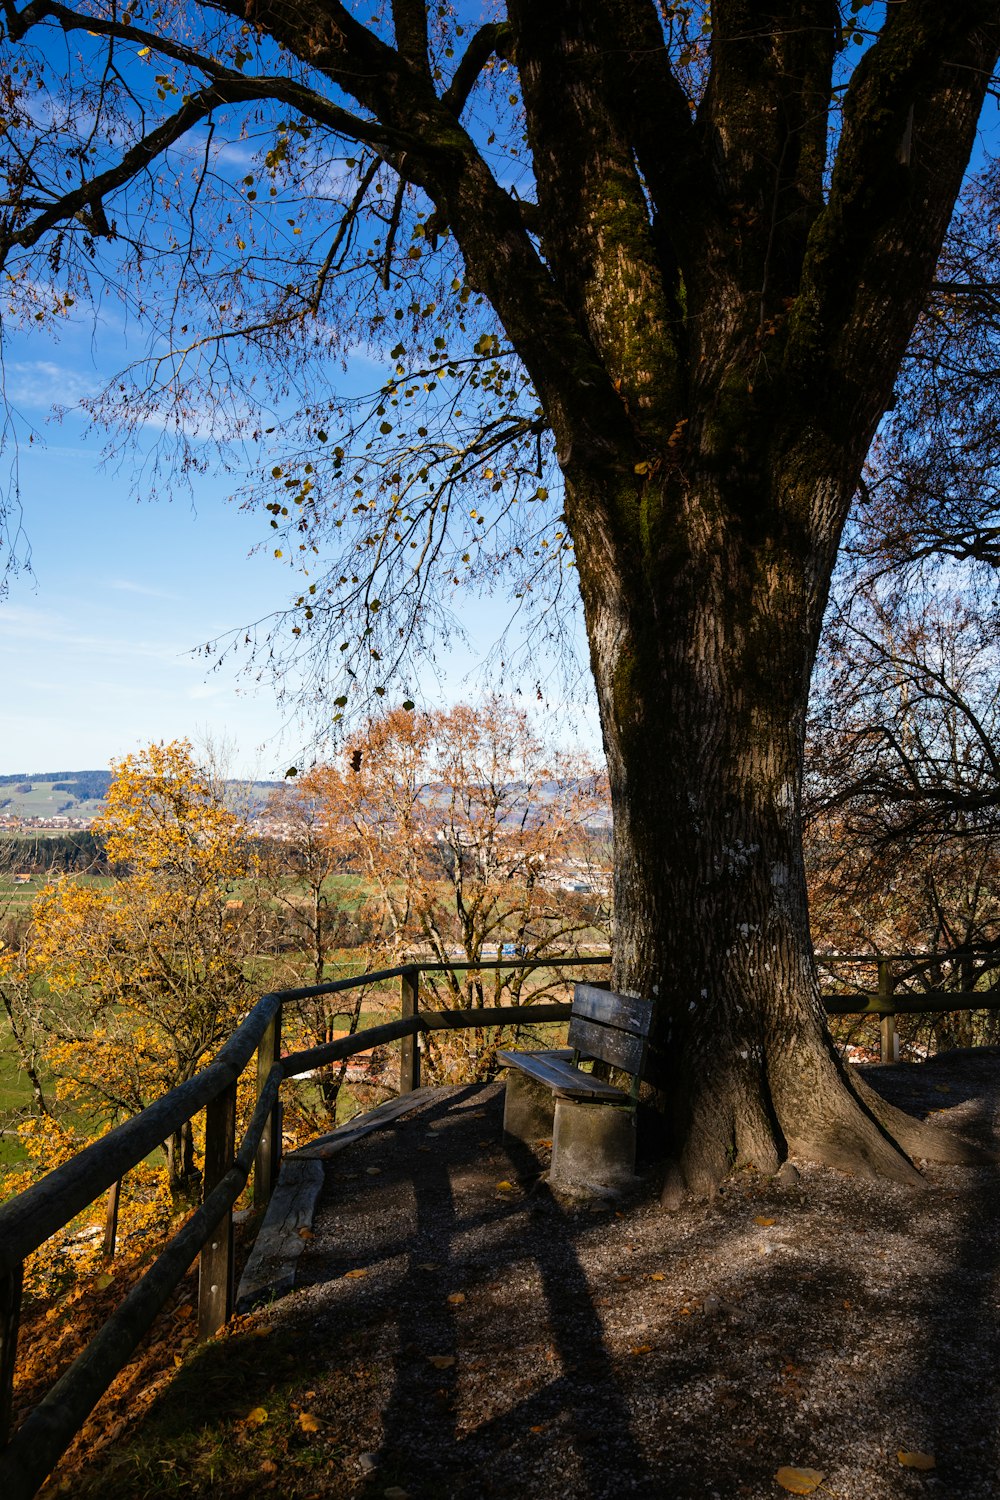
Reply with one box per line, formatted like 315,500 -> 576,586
790,2 -> 1000,443
441,22 -> 510,117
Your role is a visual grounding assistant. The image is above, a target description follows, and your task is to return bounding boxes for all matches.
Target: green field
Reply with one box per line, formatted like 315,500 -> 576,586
0,871 -> 112,912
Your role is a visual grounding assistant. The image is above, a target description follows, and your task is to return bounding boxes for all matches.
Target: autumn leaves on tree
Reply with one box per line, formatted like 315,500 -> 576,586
1,706 -> 606,1274
2,4 -> 1000,1192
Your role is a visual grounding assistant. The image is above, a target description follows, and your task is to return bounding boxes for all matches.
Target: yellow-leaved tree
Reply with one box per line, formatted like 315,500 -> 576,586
28,740 -> 272,1190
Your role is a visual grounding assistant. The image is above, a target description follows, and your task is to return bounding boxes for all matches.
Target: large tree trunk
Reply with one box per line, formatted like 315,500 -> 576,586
575,455 -> 966,1198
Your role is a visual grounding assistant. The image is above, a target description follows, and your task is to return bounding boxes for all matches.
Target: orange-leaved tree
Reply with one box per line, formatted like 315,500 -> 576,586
306,699 -> 609,1081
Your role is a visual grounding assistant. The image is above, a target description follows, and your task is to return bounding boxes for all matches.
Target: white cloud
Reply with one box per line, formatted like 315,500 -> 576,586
0,603 -> 186,663
108,578 -> 180,600
3,360 -> 101,411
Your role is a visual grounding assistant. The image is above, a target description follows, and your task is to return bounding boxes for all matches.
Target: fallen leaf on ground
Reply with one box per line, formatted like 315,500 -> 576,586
366,1166 -> 382,1176
447,1292 -> 466,1305
649,1273 -> 665,1282
775,1466 -> 824,1494
629,1344 -> 652,1355
245,1407 -> 268,1427
298,1411 -> 321,1433
898,1451 -> 936,1470
344,1268 -> 368,1279
297,1227 -> 314,1240
754,1216 -> 776,1227
496,1180 -> 516,1191
427,1355 -> 456,1370
261,1459 -> 278,1474
95,1272 -> 113,1290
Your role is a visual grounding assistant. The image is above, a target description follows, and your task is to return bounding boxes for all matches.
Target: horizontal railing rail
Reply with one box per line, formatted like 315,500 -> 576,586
817,950 -> 1000,1064
0,951 -> 611,1500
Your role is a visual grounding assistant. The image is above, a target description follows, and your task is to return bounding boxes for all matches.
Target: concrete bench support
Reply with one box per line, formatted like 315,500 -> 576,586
549,1098 -> 637,1194
503,1068 -> 557,1143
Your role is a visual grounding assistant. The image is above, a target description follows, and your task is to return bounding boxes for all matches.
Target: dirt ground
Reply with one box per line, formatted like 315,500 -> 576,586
66,1050 -> 1000,1500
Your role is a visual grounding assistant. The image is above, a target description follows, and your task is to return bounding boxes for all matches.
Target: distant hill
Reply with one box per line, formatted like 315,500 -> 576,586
0,771 -> 283,825
0,772 -> 111,822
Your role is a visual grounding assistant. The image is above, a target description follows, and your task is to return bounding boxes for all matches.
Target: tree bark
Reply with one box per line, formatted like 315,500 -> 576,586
573,447 -> 980,1198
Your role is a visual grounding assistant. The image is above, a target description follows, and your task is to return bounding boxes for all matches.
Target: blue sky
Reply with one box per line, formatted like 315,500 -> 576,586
0,318 -> 595,778
1,375 -> 307,776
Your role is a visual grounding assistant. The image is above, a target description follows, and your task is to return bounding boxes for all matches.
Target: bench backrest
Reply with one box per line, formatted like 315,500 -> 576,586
569,982 -> 654,1078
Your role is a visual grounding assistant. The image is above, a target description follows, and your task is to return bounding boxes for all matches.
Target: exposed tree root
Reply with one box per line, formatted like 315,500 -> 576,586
659,1052 -> 932,1208
848,1070 -> 997,1166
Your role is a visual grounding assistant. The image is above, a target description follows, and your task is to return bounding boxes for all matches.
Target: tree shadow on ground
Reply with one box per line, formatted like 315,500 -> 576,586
60,1063 -> 1000,1500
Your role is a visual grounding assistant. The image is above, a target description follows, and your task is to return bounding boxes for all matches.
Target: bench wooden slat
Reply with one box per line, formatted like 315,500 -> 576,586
496,1049 -> 628,1102
567,1014 -> 647,1076
572,983 -> 654,1036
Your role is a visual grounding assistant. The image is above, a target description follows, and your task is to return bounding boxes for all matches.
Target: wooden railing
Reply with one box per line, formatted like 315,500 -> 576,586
819,951 -> 1000,1063
0,954 -> 610,1500
3,945 -> 998,1496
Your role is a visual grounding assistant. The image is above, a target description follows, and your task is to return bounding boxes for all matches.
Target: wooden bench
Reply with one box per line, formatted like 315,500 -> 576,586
497,982 -> 654,1193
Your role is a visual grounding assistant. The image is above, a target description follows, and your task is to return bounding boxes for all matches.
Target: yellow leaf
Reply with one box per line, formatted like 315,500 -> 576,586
629,1344 -> 652,1355
261,1460 -> 278,1474
95,1272 -> 113,1289
137,46 -> 151,56
649,1272 -> 665,1282
898,1451 -> 936,1470
447,1292 -> 466,1305
427,1354 -> 455,1369
298,1411 -> 321,1433
496,1180 -> 516,1191
634,460 -> 651,474
245,1407 -> 268,1427
297,1227 -> 314,1240
775,1466 -> 824,1494
754,1216 -> 776,1227
344,1268 -> 367,1279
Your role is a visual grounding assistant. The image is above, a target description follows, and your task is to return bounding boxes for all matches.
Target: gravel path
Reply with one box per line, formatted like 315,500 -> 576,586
233,1051 -> 1000,1500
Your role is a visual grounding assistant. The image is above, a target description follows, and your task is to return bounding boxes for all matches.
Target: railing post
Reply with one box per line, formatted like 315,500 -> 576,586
0,1263 -> 23,1445
400,965 -> 420,1094
254,1004 -> 282,1210
103,1178 -> 121,1261
878,960 -> 897,1064
198,1080 -> 237,1340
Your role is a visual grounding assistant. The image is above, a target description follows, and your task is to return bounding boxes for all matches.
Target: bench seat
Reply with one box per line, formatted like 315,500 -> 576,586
495,1048 -> 631,1103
